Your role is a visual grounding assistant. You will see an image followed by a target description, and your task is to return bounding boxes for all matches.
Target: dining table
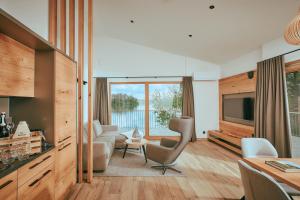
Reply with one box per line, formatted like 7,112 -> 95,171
243,158 -> 300,191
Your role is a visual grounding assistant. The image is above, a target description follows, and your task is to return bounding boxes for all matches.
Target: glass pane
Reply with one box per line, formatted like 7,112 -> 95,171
111,84 -> 145,134
286,71 -> 300,157
149,84 -> 182,136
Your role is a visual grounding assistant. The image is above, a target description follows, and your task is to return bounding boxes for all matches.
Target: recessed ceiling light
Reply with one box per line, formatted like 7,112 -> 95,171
188,34 -> 193,38
209,5 -> 215,9
130,20 -> 135,23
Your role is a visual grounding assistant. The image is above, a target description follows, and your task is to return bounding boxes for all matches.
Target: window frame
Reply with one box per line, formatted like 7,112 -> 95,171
109,81 -> 182,140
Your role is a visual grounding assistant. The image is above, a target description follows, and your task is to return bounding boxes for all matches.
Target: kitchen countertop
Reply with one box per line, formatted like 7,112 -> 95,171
0,144 -> 54,179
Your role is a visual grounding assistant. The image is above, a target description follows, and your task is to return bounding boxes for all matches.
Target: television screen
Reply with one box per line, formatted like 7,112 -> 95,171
223,92 -> 255,126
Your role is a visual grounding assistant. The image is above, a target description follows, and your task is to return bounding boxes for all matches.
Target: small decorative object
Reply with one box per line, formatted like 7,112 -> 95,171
0,112 -> 14,139
15,142 -> 31,161
0,146 -> 15,165
13,121 -> 31,138
284,8 -> 300,45
132,128 -> 141,142
0,131 -> 42,165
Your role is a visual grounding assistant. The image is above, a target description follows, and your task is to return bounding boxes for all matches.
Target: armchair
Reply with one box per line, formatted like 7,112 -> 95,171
146,116 -> 193,175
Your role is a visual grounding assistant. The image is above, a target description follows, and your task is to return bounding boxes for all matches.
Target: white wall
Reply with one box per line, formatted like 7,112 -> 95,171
0,0 -> 48,40
193,81 -> 219,138
221,49 -> 262,78
221,37 -> 300,78
94,36 -> 221,137
93,36 -> 220,77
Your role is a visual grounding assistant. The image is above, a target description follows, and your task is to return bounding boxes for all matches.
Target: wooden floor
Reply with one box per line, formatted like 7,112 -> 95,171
68,140 -> 245,200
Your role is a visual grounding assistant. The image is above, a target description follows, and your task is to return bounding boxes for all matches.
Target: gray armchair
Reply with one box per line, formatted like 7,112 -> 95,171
146,116 -> 193,174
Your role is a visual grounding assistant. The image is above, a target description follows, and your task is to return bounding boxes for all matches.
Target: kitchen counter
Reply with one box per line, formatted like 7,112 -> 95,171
0,144 -> 54,179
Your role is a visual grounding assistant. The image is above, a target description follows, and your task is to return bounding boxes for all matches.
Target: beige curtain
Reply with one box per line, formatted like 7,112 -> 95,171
94,78 -> 111,125
182,76 -> 196,142
255,56 -> 292,157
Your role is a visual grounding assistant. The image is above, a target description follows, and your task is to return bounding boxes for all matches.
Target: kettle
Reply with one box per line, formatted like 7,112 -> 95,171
0,112 -> 14,138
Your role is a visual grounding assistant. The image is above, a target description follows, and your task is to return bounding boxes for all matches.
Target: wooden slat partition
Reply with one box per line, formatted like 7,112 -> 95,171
87,0 -> 93,183
60,0 -> 66,52
48,0 -> 57,46
69,0 -> 75,59
77,0 -> 84,183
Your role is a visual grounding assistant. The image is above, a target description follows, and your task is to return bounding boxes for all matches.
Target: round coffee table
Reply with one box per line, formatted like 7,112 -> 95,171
122,138 -> 148,163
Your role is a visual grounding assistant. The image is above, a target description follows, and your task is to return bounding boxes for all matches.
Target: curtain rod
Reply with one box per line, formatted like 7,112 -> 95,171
281,48 -> 300,57
92,76 -> 184,79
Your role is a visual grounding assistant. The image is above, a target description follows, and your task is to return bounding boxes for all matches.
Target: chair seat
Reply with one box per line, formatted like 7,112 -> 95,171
280,183 -> 300,196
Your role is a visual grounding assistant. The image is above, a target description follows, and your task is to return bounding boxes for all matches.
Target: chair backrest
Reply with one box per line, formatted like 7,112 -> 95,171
238,160 -> 291,200
166,116 -> 193,163
241,138 -> 278,158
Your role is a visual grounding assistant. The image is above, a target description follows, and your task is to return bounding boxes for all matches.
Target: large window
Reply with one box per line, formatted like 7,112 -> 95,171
286,71 -> 300,157
149,83 -> 182,137
111,83 -> 145,133
110,82 -> 182,139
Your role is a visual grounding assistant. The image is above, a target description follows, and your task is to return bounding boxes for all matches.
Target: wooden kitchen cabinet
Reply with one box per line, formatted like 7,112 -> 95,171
0,10 -> 77,200
0,171 -> 17,200
18,163 -> 55,200
55,138 -> 76,181
54,51 -> 77,145
0,34 -> 34,97
55,162 -> 76,200
18,150 -> 55,187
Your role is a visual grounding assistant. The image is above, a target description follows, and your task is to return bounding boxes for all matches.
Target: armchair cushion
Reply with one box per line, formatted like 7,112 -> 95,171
160,138 -> 178,148
146,143 -> 174,164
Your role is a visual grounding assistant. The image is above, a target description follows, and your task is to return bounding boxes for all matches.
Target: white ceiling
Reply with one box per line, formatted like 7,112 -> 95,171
94,0 -> 300,64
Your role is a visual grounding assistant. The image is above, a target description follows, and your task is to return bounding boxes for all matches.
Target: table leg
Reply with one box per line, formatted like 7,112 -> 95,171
123,144 -> 128,158
142,145 -> 147,163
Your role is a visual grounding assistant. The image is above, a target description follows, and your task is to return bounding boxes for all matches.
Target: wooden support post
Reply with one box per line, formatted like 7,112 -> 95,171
60,0 -> 66,52
77,0 -> 84,183
69,0 -> 75,59
48,0 -> 57,46
87,0 -> 94,183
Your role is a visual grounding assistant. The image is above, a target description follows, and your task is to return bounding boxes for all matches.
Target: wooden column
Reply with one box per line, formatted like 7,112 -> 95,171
87,0 -> 93,183
69,0 -> 75,59
77,0 -> 84,183
48,0 -> 57,46
60,0 -> 66,52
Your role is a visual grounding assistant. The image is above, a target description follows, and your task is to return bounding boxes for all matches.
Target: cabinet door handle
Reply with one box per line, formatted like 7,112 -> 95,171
58,136 -> 71,144
29,155 -> 51,170
58,143 -> 71,151
0,180 -> 13,190
29,170 -> 51,187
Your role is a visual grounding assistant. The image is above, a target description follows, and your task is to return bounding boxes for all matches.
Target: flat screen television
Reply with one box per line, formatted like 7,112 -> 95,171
223,92 -> 255,126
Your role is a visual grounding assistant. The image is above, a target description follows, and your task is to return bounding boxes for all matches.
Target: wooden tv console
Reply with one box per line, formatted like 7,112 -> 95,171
208,130 -> 244,155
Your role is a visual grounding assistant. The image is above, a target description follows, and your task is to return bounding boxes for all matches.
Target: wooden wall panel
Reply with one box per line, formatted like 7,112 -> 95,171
218,59 -> 300,138
0,34 -> 35,97
60,0 -> 66,52
77,0 -> 84,183
286,59 -> 300,73
48,0 -> 57,46
219,71 -> 256,137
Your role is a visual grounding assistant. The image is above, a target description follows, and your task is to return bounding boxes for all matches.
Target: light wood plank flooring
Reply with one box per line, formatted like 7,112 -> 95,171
69,140 -> 246,200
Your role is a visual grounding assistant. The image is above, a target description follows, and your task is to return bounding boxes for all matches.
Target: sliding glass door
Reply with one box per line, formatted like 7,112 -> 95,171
110,82 -> 182,139
110,83 -> 145,134
149,83 -> 182,137
286,71 -> 300,157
